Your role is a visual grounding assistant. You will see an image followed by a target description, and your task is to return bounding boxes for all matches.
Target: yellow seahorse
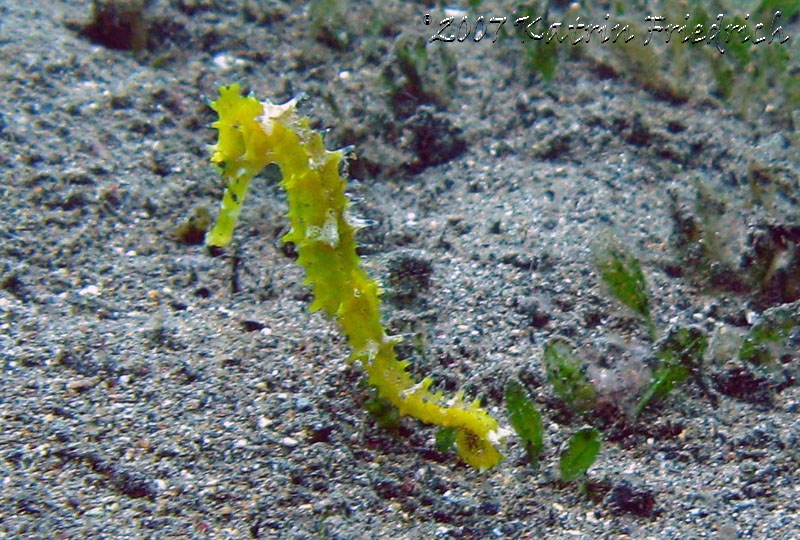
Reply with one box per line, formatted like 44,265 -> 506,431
205,84 -> 503,469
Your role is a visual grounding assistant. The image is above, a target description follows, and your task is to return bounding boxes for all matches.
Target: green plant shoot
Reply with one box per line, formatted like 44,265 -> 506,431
594,240 -> 655,339
559,427 -> 601,482
543,338 -> 597,413
634,326 -> 707,417
505,379 -> 544,464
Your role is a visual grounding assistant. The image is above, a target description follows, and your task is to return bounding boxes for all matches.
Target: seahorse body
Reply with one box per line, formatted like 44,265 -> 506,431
206,84 -> 503,469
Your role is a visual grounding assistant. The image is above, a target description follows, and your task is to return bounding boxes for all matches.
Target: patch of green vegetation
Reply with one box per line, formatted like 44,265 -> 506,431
559,427 -> 601,482
505,379 -> 544,464
635,326 -> 708,417
435,426 -> 458,453
462,0 -> 799,113
581,0 -> 800,118
594,239 -> 655,338
514,0 -> 560,81
505,377 -> 602,481
526,36 -> 560,81
739,305 -> 799,365
364,392 -> 401,432
589,237 -> 725,419
543,339 -> 597,413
